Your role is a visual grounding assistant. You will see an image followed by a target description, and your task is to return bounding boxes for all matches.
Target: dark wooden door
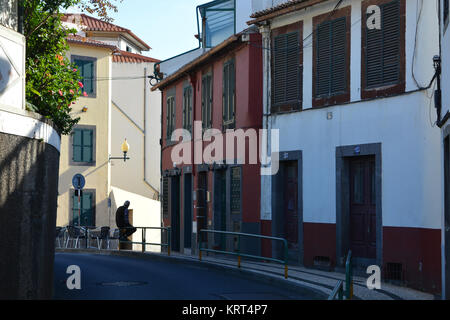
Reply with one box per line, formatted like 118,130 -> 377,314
171,176 -> 180,252
349,156 -> 376,259
184,174 -> 192,249
284,161 -> 299,250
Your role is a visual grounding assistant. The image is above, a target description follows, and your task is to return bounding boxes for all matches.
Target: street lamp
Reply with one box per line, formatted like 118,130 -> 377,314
109,138 -> 130,162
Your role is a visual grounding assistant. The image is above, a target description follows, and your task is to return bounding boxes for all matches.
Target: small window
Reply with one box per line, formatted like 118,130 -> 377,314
223,59 -> 235,130
202,73 -> 213,131
72,127 -> 95,165
71,190 -> 95,226
72,56 -> 96,96
126,45 -> 132,53
166,96 -> 176,140
183,86 -> 193,133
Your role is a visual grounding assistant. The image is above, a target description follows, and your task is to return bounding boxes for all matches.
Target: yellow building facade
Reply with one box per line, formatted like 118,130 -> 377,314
57,39 -> 114,228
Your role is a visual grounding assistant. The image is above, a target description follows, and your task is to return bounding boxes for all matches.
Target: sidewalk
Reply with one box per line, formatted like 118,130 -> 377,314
167,251 -> 436,300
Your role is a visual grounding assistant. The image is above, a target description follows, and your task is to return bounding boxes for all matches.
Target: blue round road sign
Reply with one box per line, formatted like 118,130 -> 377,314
72,174 -> 86,190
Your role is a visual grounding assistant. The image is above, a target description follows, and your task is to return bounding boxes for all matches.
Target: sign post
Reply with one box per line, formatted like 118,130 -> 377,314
72,174 -> 86,247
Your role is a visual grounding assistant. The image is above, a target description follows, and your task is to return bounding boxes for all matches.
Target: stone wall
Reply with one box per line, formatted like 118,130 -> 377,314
0,131 -> 60,299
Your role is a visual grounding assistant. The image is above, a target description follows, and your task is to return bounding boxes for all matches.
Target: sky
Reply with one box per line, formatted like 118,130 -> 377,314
69,0 -> 212,61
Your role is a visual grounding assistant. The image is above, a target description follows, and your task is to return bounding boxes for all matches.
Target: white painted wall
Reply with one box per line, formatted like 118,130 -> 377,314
261,0 -> 441,230
273,91 -> 441,228
110,187 -> 161,252
111,61 -> 161,202
0,24 -> 24,111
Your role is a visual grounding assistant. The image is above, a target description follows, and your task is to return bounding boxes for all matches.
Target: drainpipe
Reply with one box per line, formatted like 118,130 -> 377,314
259,22 -> 272,222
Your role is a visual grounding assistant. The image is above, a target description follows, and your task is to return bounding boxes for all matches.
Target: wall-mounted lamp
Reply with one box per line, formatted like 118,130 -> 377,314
109,139 -> 130,162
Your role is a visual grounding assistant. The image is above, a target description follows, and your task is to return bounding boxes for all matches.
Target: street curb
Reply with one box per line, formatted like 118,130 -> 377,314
56,249 -> 328,300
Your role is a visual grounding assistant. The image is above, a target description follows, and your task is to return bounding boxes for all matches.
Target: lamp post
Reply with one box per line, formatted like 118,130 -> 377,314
109,139 -> 130,162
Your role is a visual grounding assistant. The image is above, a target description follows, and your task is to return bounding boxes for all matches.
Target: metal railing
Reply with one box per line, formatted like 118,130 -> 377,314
118,226 -> 171,255
57,226 -> 171,255
328,250 -> 353,300
198,229 -> 289,279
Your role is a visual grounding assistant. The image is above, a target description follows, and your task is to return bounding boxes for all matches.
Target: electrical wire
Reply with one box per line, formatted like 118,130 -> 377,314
245,0 -> 346,53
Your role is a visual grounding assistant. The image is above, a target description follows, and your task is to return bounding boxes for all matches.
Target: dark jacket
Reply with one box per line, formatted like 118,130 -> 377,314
115,206 -> 129,227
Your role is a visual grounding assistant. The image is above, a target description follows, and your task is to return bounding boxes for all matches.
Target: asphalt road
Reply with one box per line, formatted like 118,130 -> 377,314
54,253 -> 325,300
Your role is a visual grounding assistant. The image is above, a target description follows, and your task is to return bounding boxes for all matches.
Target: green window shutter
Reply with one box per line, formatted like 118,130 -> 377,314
82,130 -> 93,162
182,90 -> 186,130
72,194 -> 80,225
208,75 -> 212,128
81,193 -> 93,226
72,129 -> 82,162
223,64 -> 229,126
188,88 -> 192,132
366,0 -> 400,88
202,77 -> 206,130
73,58 -> 95,95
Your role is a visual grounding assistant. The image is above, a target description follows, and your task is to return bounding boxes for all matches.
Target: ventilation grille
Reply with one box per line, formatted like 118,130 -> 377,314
384,262 -> 403,282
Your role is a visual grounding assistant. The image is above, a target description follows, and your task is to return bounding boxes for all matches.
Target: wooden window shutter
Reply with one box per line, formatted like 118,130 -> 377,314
445,0 -> 449,23
273,32 -> 301,109
208,75 -> 212,128
366,0 -> 400,88
315,17 -> 347,98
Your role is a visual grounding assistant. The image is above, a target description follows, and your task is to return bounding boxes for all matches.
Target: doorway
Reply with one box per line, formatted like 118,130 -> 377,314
349,156 -> 376,264
183,173 -> 192,251
444,135 -> 450,299
336,143 -> 382,270
214,170 -> 227,250
170,175 -> 180,252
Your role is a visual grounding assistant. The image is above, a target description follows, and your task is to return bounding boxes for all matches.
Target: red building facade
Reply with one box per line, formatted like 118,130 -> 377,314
154,30 -> 264,255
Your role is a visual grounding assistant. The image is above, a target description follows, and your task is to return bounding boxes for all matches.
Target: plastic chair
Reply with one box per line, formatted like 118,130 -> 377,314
55,227 -> 64,248
90,226 -> 110,250
65,226 -> 86,248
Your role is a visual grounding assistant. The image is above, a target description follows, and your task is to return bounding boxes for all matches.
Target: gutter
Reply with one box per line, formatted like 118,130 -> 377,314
152,34 -> 240,91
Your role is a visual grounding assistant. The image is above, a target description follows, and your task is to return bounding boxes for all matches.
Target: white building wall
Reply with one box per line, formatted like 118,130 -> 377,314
261,0 -> 441,229
0,24 -> 24,111
273,91 -> 441,229
111,61 -> 161,201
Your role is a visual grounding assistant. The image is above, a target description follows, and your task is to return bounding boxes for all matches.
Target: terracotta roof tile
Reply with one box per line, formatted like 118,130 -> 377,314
113,50 -> 160,63
63,14 -> 151,50
67,35 -> 118,50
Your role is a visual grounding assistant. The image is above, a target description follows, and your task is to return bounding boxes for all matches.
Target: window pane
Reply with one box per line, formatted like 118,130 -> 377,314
82,147 -> 92,162
73,129 -> 82,146
73,146 -> 82,162
83,130 -> 92,146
